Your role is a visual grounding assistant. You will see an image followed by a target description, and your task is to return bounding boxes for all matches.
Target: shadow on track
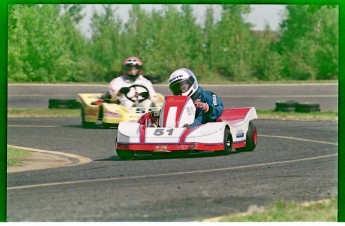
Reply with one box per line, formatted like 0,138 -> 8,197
95,150 -> 242,162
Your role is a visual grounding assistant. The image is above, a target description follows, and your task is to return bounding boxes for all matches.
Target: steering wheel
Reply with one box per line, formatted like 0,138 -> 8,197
124,84 -> 150,103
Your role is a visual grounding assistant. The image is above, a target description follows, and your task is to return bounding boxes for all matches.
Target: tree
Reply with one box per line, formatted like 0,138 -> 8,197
8,5 -> 67,82
278,5 -> 338,80
89,4 -> 123,81
210,5 -> 254,81
8,4 -> 89,82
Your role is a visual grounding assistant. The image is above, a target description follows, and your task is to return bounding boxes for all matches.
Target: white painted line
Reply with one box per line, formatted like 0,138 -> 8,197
220,95 -> 337,98
259,134 -> 338,146
7,153 -> 337,190
8,125 -> 60,128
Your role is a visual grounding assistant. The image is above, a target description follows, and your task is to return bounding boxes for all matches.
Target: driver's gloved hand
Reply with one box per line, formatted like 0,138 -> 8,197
119,87 -> 130,94
194,100 -> 209,112
102,91 -> 111,100
141,92 -> 149,99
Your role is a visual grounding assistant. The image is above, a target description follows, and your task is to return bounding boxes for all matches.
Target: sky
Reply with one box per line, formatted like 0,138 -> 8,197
79,4 -> 286,37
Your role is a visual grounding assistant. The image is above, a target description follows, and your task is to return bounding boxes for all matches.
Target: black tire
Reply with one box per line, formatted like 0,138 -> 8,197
143,74 -> 162,84
216,128 -> 231,155
81,109 -> 96,128
275,100 -> 298,112
236,121 -> 257,152
116,149 -> 134,160
295,107 -> 321,113
295,102 -> 320,112
274,107 -> 295,112
69,101 -> 81,109
48,99 -> 79,109
102,122 -> 115,129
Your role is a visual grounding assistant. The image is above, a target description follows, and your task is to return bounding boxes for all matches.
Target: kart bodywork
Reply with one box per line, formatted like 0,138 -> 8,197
115,95 -> 258,160
77,87 -> 164,128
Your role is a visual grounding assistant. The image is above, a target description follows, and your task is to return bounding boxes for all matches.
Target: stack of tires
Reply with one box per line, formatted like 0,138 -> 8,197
48,99 -> 81,109
143,74 -> 162,84
275,101 -> 320,113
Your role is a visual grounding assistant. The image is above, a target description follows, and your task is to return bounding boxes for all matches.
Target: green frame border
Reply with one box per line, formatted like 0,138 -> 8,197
0,0 -> 7,222
1,0 -> 343,222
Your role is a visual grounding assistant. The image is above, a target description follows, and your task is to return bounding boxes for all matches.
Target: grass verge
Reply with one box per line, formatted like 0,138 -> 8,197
257,110 -> 338,121
7,108 -> 338,121
7,146 -> 30,166
203,197 -> 337,222
7,108 -> 80,118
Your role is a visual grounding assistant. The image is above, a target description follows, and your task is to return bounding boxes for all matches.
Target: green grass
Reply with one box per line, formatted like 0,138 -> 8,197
7,108 -> 338,121
7,146 -> 30,166
204,197 -> 337,222
7,108 -> 80,118
257,110 -> 338,121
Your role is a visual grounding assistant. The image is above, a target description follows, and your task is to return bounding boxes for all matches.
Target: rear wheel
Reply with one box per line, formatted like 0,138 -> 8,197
116,149 -> 134,160
102,122 -> 113,129
236,121 -> 257,152
216,128 -> 231,155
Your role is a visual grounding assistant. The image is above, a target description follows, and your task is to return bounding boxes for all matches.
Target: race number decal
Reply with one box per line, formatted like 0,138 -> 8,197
212,94 -> 218,106
153,128 -> 174,136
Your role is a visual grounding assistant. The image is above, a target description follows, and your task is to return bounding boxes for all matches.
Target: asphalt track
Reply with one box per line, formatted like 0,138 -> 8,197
6,84 -> 338,221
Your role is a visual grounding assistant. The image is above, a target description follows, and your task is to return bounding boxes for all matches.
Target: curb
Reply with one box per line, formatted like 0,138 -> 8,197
7,145 -> 92,173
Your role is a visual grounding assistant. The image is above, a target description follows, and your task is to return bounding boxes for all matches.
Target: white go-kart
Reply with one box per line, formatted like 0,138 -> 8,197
115,95 -> 258,160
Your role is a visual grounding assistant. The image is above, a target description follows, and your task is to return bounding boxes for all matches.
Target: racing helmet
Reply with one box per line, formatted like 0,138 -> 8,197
168,68 -> 199,97
122,56 -> 143,79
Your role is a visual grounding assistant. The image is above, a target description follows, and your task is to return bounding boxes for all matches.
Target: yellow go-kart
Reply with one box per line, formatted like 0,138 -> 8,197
77,84 -> 164,128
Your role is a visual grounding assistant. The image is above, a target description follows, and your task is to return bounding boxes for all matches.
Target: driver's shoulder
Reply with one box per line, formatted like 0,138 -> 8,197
137,75 -> 147,81
137,75 -> 152,84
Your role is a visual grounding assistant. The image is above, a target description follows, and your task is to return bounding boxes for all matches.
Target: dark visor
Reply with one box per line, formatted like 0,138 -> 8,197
169,77 -> 195,95
125,64 -> 142,69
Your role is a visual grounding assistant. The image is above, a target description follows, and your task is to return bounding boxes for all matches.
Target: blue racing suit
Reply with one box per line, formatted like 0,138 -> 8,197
190,87 -> 224,128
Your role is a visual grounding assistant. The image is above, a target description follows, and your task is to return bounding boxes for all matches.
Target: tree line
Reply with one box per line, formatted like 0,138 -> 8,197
7,4 -> 338,83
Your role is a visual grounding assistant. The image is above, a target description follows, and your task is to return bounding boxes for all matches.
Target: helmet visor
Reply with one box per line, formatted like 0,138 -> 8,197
124,64 -> 142,70
169,77 -> 195,95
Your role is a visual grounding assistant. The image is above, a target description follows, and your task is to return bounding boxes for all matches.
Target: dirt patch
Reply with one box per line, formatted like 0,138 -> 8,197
7,151 -> 74,173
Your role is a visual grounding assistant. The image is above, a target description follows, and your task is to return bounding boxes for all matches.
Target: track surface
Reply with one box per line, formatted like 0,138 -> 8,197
8,83 -> 338,111
6,84 -> 338,221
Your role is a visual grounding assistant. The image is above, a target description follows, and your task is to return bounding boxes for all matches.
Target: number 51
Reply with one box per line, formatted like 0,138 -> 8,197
153,128 -> 174,136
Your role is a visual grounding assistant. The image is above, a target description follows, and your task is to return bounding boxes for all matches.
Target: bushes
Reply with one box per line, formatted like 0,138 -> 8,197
8,4 -> 338,83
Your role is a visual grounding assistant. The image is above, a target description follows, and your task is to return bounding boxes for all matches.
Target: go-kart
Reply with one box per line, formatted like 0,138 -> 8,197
115,95 -> 258,160
77,84 -> 164,128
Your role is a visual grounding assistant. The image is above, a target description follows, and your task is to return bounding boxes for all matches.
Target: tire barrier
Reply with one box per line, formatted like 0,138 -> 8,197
275,100 -> 320,113
143,74 -> 162,84
275,100 -> 298,112
295,102 -> 321,113
48,99 -> 81,109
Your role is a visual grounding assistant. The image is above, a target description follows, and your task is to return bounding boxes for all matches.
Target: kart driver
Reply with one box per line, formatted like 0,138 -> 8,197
107,56 -> 158,109
168,68 -> 224,128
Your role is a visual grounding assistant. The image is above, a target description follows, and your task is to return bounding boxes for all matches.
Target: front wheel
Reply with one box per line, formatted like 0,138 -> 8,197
81,109 -> 96,128
116,149 -> 134,160
236,121 -> 257,152
215,128 -> 231,155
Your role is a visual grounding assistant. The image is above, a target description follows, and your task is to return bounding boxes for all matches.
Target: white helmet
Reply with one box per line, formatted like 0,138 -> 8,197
168,68 -> 199,97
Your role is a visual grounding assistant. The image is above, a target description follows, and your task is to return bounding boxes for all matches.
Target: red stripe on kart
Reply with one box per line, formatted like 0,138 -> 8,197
162,96 -> 189,127
179,126 -> 199,143
232,141 -> 246,149
139,125 -> 146,143
219,108 -> 251,121
116,143 -> 224,151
